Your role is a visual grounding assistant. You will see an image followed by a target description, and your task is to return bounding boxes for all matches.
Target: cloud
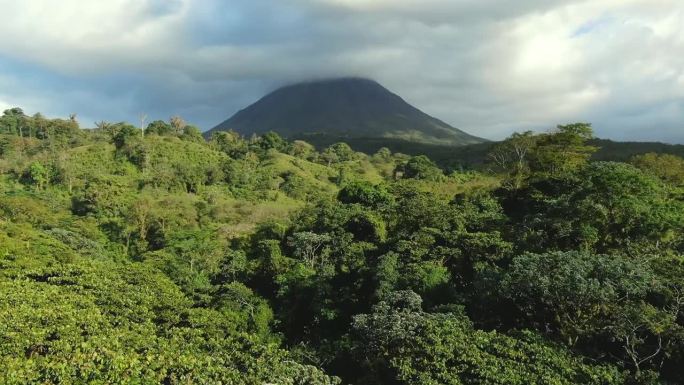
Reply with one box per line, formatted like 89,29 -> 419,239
0,0 -> 681,143
0,99 -> 10,113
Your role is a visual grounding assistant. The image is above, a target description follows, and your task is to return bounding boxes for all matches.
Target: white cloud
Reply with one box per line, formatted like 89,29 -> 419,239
0,99 -> 10,113
0,0 -> 681,142
0,0 -> 189,74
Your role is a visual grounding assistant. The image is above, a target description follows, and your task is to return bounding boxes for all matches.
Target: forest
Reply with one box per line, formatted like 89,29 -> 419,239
0,107 -> 683,384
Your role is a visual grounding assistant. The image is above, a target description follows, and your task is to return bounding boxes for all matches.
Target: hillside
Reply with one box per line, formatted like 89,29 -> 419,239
1,112 -> 684,384
208,78 -> 486,146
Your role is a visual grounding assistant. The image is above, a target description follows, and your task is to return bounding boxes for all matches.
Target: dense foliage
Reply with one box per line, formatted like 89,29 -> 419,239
1,109 -> 683,384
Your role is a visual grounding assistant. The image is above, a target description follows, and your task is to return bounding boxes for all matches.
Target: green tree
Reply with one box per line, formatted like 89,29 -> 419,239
351,291 -> 624,385
401,155 -> 443,180
374,147 -> 392,161
574,162 -> 681,250
145,120 -> 174,136
631,153 -> 684,186
287,231 -> 332,270
26,161 -> 49,190
210,130 -> 249,159
289,140 -> 316,159
322,142 -> 356,166
169,115 -> 186,135
0,107 -> 27,136
181,125 -> 204,142
337,181 -> 393,208
499,161 -> 682,252
487,131 -> 538,187
501,251 -> 654,344
500,251 -> 680,377
530,123 -> 597,176
257,131 -> 287,152
112,123 -> 142,150
488,124 -> 597,185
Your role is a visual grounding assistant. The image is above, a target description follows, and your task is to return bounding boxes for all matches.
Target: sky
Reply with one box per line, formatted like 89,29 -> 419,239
0,0 -> 682,143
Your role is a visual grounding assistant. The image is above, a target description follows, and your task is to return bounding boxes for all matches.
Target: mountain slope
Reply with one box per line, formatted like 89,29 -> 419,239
208,78 -> 485,146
